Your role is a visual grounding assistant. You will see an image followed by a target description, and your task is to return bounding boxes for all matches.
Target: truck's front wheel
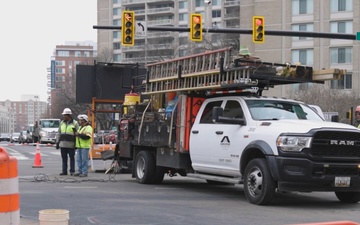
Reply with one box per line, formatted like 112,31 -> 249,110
135,151 -> 156,184
244,158 -> 276,205
335,192 -> 360,203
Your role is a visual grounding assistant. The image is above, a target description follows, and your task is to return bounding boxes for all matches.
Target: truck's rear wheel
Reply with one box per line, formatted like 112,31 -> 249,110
335,192 -> 360,203
244,158 -> 276,205
135,151 -> 156,184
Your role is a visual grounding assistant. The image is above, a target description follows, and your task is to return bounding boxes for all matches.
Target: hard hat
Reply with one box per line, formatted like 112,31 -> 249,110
356,105 -> 360,112
77,114 -> 88,122
61,108 -> 72,115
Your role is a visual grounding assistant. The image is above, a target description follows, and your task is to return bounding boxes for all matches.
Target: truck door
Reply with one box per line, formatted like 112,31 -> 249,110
190,99 -> 245,176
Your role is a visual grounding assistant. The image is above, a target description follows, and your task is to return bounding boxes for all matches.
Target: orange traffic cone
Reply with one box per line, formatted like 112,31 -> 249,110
32,142 -> 43,168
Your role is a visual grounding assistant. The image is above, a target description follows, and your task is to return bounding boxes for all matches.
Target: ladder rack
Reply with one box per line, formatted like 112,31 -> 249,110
143,48 -> 344,95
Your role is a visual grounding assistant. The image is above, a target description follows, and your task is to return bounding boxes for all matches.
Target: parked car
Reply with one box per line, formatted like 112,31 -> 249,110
104,130 -> 117,144
10,132 -> 21,143
19,130 -> 31,144
0,133 -> 11,142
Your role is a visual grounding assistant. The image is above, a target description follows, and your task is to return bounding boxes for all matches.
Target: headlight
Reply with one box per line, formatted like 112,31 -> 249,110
276,136 -> 312,152
40,131 -> 47,137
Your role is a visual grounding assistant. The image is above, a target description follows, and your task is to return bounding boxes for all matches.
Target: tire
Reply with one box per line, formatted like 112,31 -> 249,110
335,192 -> 360,203
243,158 -> 276,205
152,167 -> 165,184
135,151 -> 156,184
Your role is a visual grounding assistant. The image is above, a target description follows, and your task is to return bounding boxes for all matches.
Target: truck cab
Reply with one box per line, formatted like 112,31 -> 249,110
38,119 -> 60,144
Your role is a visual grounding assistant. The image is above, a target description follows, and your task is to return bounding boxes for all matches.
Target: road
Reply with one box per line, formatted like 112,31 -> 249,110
1,143 -> 360,225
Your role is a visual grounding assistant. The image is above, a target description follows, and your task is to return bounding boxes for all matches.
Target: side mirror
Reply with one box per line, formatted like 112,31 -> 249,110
212,107 -> 223,123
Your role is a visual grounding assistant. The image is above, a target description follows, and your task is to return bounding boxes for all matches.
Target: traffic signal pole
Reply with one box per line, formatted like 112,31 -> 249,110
93,25 -> 357,40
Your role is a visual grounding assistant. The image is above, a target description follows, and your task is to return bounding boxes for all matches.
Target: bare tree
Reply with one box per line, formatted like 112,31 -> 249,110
291,84 -> 359,123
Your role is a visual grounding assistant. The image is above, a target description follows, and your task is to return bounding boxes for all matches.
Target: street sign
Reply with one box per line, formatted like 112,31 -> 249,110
357,32 -> 360,40
136,21 -> 147,37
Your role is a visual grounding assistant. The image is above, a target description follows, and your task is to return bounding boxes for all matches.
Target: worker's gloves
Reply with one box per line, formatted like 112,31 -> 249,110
55,143 -> 60,150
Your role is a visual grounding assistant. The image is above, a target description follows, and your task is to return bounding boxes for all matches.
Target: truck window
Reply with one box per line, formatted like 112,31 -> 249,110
223,100 -> 243,118
200,101 -> 222,124
246,100 -> 323,121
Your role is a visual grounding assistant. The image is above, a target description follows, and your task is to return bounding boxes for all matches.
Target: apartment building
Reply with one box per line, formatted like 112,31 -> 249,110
98,0 -> 240,63
49,41 -> 96,117
97,0 -> 359,98
0,95 -> 47,132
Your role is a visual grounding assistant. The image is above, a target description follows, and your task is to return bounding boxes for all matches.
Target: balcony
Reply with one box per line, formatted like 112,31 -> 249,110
147,7 -> 175,15
121,0 -> 145,6
224,0 -> 240,7
147,19 -> 174,26
223,13 -> 239,21
121,45 -> 145,52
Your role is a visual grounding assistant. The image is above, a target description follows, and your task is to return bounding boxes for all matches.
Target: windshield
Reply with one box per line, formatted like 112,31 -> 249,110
41,120 -> 60,128
246,100 -> 324,121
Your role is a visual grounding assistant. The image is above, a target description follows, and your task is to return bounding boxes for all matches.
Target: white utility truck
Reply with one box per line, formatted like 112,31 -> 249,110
38,118 -> 60,144
115,48 -> 359,205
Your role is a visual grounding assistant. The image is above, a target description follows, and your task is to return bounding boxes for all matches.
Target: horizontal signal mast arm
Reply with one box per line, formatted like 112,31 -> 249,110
93,25 -> 356,40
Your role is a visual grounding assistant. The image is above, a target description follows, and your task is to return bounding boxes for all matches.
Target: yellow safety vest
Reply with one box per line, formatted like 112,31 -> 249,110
75,125 -> 93,149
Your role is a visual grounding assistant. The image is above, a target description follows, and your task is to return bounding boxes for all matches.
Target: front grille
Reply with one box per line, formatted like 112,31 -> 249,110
310,130 -> 360,160
47,132 -> 57,138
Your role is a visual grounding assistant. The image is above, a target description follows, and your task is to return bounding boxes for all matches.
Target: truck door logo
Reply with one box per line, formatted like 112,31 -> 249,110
221,136 -> 230,146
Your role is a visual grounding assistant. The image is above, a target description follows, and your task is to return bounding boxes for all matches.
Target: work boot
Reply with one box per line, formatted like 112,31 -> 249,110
73,173 -> 81,176
59,172 -> 67,176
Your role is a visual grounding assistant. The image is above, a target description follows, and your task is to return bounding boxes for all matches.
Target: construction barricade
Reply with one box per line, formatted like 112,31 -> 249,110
0,147 -> 20,225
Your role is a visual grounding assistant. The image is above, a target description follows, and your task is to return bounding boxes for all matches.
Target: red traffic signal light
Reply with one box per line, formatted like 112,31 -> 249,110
122,11 -> 135,46
253,16 -> 265,43
190,14 -> 202,42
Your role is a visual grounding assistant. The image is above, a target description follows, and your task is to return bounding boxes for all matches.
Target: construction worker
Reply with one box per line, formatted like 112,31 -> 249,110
56,108 -> 79,176
73,114 -> 93,177
355,106 -> 360,128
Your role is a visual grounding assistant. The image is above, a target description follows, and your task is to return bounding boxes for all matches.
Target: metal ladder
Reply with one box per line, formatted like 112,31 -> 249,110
144,47 -> 260,94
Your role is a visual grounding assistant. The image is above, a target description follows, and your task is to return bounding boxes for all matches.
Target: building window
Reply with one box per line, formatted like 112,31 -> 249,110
179,1 -> 188,9
57,51 -> 69,57
330,21 -> 352,34
113,8 -> 121,16
291,49 -> 314,65
292,0 -> 313,15
113,0 -> 119,4
212,10 -> 221,18
330,0 -> 352,12
113,31 -> 120,39
212,0 -> 220,6
292,23 -> 313,40
113,54 -> 122,62
330,47 -> 352,63
179,13 -> 188,22
195,0 -> 204,7
55,68 -> 65,74
179,49 -> 187,57
55,60 -> 65,66
113,42 -> 120,50
113,19 -> 120,26
331,73 -> 352,89
84,51 -> 90,57
75,51 -> 81,57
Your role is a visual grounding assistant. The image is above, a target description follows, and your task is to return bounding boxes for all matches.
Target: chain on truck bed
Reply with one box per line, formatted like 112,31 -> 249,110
143,48 -> 346,96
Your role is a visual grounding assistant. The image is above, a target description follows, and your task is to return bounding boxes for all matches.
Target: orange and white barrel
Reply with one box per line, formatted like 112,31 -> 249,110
0,147 -> 20,225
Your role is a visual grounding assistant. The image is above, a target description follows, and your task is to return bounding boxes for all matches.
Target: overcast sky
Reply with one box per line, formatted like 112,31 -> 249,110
0,0 -> 97,101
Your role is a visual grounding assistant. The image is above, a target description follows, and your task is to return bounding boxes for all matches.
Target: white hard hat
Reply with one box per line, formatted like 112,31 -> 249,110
61,108 -> 72,115
356,105 -> 360,112
77,114 -> 88,122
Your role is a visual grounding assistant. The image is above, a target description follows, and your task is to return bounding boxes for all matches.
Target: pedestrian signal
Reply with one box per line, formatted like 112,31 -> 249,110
253,16 -> 265,43
122,11 -> 135,46
190,14 -> 202,42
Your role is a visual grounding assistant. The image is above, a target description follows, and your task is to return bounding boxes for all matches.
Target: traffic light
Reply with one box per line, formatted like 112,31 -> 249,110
190,14 -> 202,42
253,16 -> 265,43
122,11 -> 135,46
